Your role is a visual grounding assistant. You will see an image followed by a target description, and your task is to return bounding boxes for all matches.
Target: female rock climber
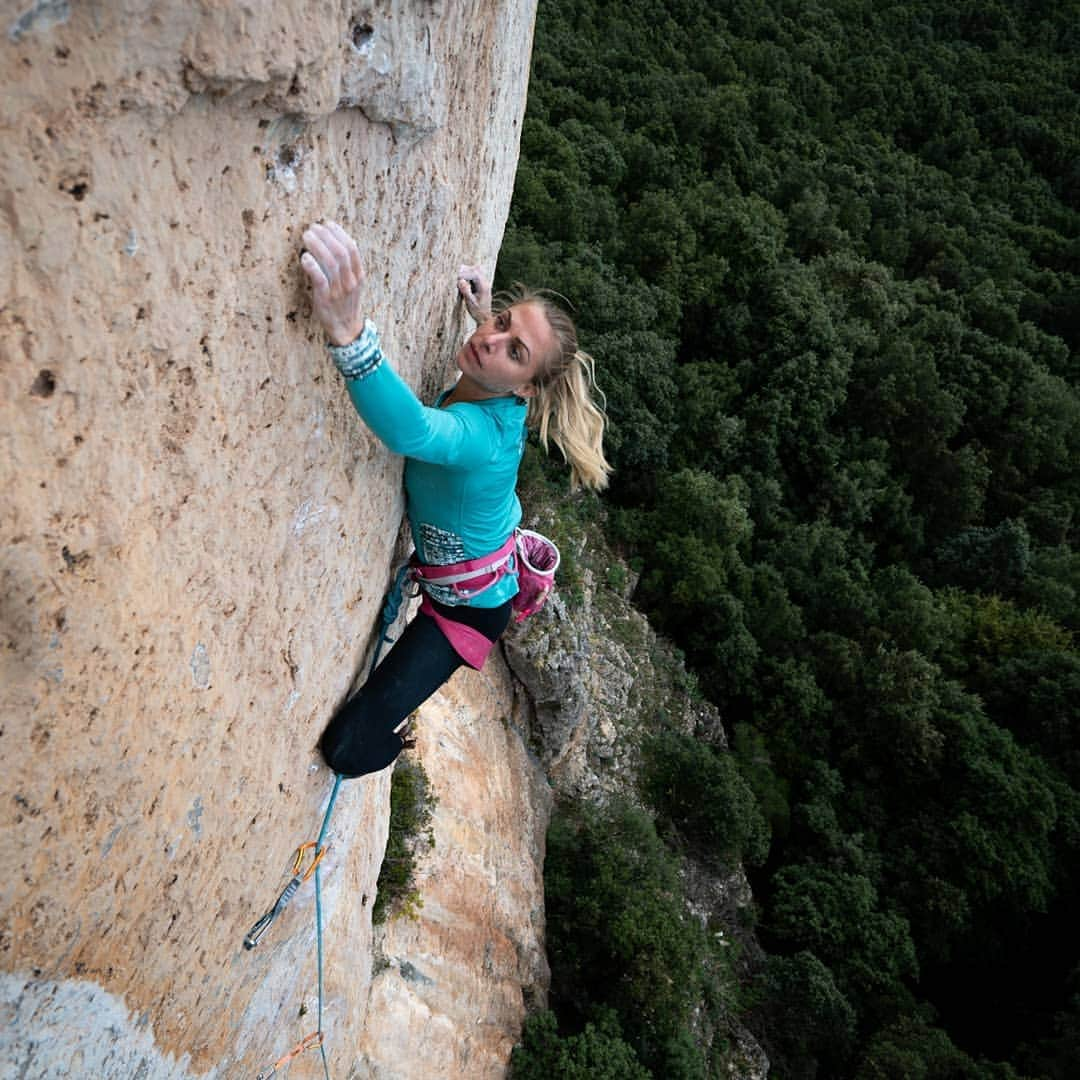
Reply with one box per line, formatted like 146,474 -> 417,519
300,220 -> 611,779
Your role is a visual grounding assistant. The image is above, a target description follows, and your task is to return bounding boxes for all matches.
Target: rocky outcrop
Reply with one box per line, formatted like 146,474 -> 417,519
1,2 -> 538,1077
504,583 -> 644,802
503,532 -> 723,806
503,519 -> 769,1079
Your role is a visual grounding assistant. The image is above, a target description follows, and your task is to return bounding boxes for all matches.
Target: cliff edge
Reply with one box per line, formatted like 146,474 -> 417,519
0,2 -> 539,1076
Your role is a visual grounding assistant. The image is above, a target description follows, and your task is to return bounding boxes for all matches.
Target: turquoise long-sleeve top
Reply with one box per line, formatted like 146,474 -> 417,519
330,319 -> 526,608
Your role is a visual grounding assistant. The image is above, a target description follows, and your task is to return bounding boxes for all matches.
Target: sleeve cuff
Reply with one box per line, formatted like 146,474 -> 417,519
328,319 -> 383,381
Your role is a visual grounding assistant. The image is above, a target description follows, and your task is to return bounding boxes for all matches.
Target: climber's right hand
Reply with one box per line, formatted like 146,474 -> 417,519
457,264 -> 492,323
301,221 -> 367,347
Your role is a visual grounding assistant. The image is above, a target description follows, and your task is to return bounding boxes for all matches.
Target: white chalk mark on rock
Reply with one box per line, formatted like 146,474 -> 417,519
190,643 -> 211,689
293,498 -> 329,536
8,0 -> 70,42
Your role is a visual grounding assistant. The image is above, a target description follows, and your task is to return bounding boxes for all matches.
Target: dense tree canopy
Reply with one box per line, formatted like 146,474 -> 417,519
505,1 -> 1079,1076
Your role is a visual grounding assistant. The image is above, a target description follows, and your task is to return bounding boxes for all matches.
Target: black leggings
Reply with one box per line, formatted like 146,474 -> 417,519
319,599 -> 513,777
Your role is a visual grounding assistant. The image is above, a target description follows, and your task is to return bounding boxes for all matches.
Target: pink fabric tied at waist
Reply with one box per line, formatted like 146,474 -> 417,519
419,595 -> 498,670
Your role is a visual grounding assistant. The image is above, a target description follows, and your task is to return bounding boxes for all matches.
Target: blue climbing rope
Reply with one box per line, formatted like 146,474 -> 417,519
249,565 -> 411,1078
308,567 -> 408,1075
314,772 -> 342,1080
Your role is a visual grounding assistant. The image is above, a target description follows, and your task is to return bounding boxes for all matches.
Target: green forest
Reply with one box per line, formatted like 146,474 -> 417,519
498,1 -> 1080,1077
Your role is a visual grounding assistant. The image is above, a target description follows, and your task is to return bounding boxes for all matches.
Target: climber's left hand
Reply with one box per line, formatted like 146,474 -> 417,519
457,264 -> 492,323
301,221 -> 366,347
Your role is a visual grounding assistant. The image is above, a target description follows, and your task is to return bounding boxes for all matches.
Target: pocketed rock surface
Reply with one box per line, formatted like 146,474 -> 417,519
0,2 -> 538,1076
358,654 -> 551,1078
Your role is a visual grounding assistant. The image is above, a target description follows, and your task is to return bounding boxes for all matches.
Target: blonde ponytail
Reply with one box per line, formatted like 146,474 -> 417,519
495,286 -> 612,491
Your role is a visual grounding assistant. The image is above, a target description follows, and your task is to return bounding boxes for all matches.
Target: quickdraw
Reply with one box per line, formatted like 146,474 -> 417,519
255,1031 -> 324,1079
246,774 -> 343,1080
243,841 -> 328,950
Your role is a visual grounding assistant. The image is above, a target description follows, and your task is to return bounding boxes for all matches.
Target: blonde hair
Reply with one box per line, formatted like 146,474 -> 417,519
494,285 -> 612,491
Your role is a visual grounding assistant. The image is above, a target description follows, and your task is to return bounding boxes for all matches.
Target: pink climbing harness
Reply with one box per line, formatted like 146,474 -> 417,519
409,528 -> 561,668
410,533 -> 518,600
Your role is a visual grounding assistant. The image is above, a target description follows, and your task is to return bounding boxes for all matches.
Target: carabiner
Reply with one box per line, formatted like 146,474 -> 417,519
243,841 -> 328,950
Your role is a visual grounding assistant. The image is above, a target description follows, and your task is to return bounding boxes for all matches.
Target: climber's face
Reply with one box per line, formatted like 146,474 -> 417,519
455,302 -> 553,400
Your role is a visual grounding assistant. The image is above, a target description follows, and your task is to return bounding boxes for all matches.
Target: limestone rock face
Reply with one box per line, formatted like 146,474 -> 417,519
358,653 -> 551,1078
0,2 -> 538,1076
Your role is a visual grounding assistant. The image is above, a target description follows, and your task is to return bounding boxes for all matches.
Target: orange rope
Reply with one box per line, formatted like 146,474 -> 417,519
256,1030 -> 323,1079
